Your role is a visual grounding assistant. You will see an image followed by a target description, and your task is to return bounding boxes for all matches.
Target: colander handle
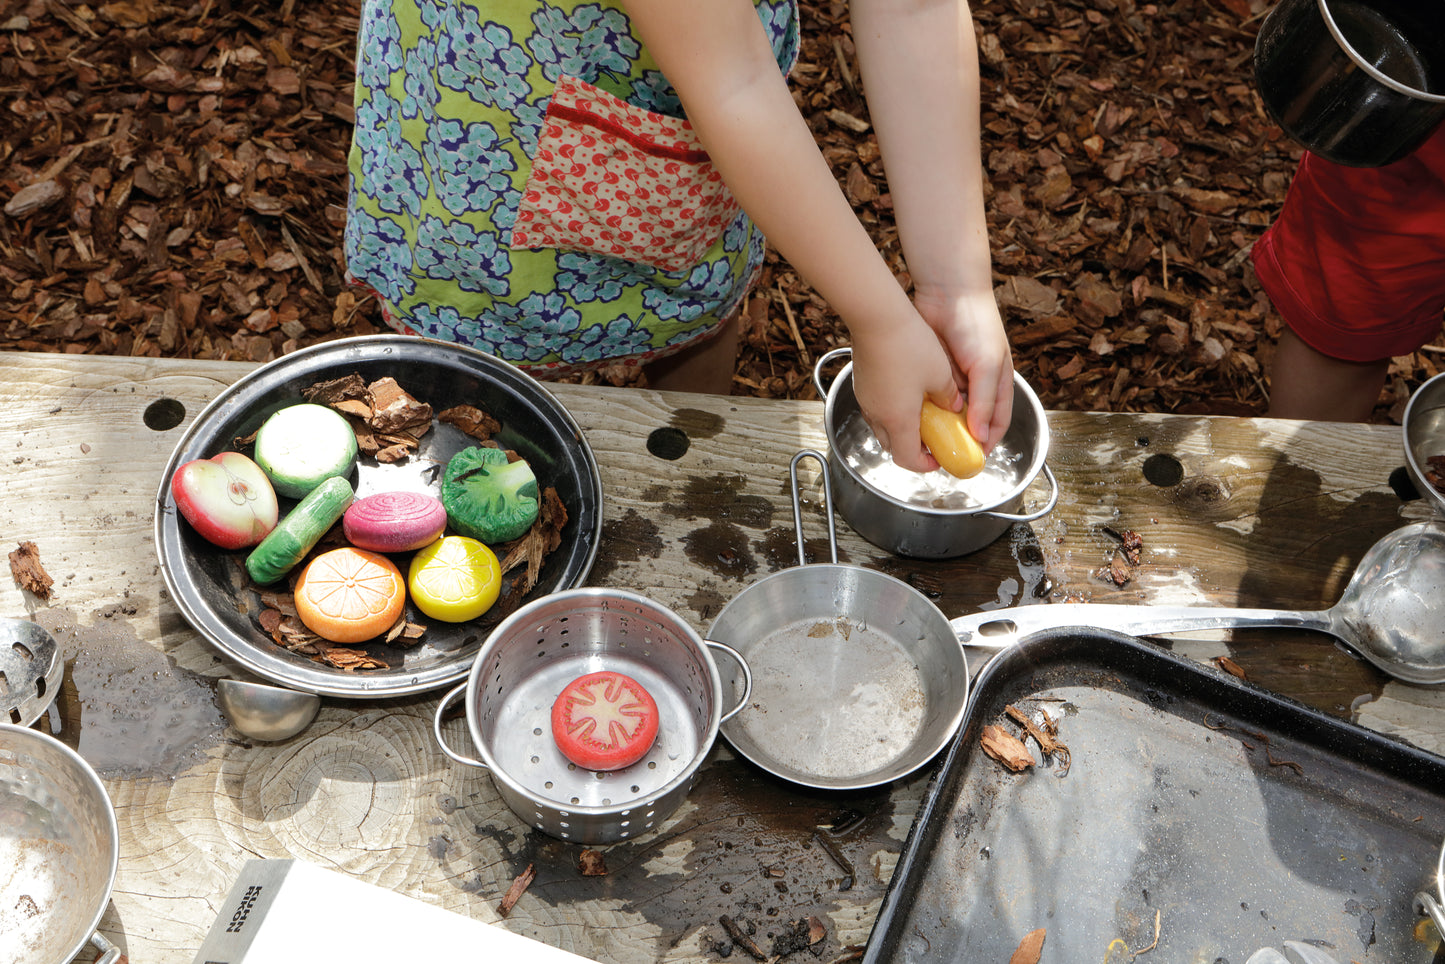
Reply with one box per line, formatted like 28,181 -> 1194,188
976,462 -> 1059,523
705,640 -> 753,724
433,683 -> 491,771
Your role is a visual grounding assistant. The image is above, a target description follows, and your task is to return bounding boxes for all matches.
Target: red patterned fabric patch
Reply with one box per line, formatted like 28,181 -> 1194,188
511,75 -> 741,273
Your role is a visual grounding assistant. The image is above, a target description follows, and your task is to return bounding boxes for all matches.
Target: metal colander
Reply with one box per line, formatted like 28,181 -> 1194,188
435,589 -> 749,844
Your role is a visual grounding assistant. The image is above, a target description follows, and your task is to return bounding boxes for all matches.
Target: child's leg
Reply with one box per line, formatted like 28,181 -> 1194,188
1252,127 -> 1445,422
643,314 -> 741,395
1266,328 -> 1390,422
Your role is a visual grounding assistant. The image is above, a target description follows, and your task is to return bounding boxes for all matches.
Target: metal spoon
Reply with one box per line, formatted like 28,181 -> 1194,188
216,678 -> 321,741
951,521 -> 1445,685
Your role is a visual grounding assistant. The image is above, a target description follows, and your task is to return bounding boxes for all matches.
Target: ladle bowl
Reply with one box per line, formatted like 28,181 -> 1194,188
950,521 -> 1445,685
217,678 -> 321,741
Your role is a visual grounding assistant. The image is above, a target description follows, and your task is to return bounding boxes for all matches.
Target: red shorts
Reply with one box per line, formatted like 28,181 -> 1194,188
1251,124 -> 1445,362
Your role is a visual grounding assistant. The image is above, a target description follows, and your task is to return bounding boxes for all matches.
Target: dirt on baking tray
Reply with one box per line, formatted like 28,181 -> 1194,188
2,0 -> 1442,421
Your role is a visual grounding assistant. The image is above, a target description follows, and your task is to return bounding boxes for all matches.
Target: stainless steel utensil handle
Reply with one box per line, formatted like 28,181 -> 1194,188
90,931 -> 122,964
791,450 -> 839,565
705,640 -> 753,723
1417,890 -> 1445,936
977,462 -> 1059,523
950,602 -> 1334,649
433,682 -> 490,771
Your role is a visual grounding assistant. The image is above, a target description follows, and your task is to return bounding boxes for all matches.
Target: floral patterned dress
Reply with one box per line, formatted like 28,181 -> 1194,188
345,0 -> 799,377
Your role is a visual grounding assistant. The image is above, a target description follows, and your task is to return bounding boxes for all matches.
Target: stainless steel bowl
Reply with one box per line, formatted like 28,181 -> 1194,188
0,724 -> 121,964
1404,371 -> 1445,517
155,335 -> 603,699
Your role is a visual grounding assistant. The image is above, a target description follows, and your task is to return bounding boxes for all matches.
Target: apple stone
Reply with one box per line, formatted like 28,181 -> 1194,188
171,451 -> 280,549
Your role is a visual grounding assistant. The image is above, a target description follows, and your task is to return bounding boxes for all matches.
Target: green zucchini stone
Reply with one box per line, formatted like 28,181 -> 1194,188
245,475 -> 355,585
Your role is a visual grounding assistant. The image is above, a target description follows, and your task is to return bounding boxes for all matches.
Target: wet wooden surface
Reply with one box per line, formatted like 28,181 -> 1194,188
2,350 -> 1442,964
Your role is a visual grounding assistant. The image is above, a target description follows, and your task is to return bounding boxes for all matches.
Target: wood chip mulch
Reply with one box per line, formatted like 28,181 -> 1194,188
3,0 -> 1440,421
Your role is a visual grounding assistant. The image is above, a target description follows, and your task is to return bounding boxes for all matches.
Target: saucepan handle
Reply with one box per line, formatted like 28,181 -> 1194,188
811,346 -> 853,399
705,640 -> 753,724
977,462 -> 1060,523
432,683 -> 491,771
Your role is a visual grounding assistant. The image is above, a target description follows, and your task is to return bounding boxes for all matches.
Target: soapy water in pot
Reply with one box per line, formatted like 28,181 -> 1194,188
730,615 -> 926,779
836,410 -> 1024,510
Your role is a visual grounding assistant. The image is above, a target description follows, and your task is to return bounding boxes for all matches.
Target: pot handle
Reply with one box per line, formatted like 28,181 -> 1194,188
433,682 -> 491,771
976,462 -> 1059,523
704,640 -> 753,724
812,346 -> 853,400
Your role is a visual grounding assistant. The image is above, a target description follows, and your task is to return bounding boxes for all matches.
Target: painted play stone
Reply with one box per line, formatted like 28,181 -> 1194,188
254,403 -> 358,499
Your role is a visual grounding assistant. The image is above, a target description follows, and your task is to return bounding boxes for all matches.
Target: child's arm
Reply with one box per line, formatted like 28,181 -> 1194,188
622,0 -> 1000,471
852,0 -> 1013,449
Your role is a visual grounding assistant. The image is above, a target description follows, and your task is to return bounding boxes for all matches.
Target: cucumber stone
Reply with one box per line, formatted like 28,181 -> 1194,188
245,475 -> 355,586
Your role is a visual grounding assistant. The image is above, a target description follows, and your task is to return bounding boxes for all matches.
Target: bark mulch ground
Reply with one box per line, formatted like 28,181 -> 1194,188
3,0 -> 1441,421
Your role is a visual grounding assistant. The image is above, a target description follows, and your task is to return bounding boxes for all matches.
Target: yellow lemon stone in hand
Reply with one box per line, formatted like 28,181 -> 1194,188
407,535 -> 502,622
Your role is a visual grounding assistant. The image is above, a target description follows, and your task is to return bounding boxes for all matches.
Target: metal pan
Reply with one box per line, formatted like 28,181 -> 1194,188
862,628 -> 1445,962
707,451 -> 970,790
0,724 -> 122,964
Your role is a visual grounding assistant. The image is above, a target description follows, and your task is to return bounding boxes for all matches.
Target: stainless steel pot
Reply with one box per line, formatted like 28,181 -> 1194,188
1254,0 -> 1445,167
708,451 -> 972,790
434,589 -> 750,844
0,724 -> 122,964
813,348 -> 1057,559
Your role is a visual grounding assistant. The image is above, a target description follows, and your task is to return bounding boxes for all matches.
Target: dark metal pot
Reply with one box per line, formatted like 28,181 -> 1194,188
1253,0 -> 1445,167
813,349 -> 1057,559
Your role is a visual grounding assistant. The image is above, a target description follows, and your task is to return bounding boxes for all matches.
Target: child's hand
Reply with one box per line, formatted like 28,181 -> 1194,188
913,286 -> 1014,453
849,290 -> 1012,475
848,316 -> 963,474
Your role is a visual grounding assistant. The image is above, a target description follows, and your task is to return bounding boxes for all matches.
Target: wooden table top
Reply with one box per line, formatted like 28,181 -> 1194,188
2,349 -> 1441,964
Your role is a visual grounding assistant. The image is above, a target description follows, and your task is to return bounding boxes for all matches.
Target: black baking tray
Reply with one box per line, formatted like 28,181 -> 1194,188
862,628 -> 1445,963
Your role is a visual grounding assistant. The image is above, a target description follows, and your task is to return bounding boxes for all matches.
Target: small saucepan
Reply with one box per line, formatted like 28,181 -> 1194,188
813,348 -> 1057,559
0,724 -> 123,964
706,451 -> 972,790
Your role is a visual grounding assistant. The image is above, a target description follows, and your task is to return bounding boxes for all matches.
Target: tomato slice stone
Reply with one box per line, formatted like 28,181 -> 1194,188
550,671 -> 660,771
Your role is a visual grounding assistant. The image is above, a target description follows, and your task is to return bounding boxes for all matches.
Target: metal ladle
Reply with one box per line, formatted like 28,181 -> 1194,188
216,678 -> 321,741
951,521 -> 1445,685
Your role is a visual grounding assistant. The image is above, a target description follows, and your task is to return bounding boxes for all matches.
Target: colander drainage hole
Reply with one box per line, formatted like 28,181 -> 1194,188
568,763 -> 577,771
571,797 -> 580,804
648,761 -> 657,769
602,798 -> 611,806
534,728 -> 543,736
545,781 -> 554,789
630,786 -> 639,793
594,771 -> 605,780
530,755 -> 539,764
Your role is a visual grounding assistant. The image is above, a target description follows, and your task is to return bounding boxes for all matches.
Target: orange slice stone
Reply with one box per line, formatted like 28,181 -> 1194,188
294,547 -> 406,643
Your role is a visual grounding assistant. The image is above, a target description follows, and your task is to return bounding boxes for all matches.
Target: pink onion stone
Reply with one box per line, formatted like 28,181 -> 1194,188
343,491 -> 448,553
